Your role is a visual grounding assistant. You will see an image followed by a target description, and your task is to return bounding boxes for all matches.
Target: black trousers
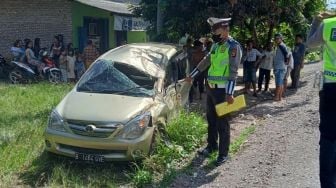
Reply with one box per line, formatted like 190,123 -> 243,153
291,64 -> 301,88
258,68 -> 271,90
320,137 -> 336,188
194,73 -> 205,94
206,87 -> 230,156
320,83 -> 336,188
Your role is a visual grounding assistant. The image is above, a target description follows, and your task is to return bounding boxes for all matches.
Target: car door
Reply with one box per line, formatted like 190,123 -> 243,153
174,51 -> 192,106
163,51 -> 191,111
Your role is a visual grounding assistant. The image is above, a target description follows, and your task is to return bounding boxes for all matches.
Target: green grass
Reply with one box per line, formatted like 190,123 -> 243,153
0,82 -> 256,188
0,82 -> 131,187
131,111 -> 207,187
207,125 -> 257,167
0,82 -> 207,187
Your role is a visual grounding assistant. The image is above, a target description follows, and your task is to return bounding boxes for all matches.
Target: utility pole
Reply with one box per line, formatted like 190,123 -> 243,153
156,0 -> 163,35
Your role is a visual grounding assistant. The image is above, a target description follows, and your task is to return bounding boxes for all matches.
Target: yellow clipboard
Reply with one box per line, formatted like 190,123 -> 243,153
215,95 -> 246,117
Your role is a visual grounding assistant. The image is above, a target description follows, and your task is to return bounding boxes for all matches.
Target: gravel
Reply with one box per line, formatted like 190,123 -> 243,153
170,63 -> 321,188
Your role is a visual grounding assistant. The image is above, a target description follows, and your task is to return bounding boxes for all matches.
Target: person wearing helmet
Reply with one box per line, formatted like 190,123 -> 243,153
186,17 -> 242,166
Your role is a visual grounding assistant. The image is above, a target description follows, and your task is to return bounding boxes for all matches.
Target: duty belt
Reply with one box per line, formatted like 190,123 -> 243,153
208,83 -> 226,89
207,76 -> 229,81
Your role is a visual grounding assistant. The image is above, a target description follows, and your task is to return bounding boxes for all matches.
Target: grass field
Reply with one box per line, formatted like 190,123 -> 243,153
0,82 -> 133,187
0,82 -> 256,187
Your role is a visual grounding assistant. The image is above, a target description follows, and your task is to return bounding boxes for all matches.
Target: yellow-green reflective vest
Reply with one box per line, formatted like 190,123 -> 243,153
322,17 -> 336,82
208,43 -> 230,84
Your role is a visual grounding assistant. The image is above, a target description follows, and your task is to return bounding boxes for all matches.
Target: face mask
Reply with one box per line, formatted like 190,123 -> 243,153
212,34 -> 222,43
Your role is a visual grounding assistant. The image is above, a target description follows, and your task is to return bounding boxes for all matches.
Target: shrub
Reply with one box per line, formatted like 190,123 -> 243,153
132,110 -> 207,187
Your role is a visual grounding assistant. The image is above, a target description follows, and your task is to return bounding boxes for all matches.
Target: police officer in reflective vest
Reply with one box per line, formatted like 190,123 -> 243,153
187,17 -> 242,166
307,12 -> 336,188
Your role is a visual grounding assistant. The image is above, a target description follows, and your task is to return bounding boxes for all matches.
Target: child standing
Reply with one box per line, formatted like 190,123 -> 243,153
75,52 -> 85,81
67,50 -> 76,83
59,50 -> 68,82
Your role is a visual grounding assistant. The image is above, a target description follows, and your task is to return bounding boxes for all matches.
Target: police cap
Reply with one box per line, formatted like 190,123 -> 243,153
207,17 -> 231,32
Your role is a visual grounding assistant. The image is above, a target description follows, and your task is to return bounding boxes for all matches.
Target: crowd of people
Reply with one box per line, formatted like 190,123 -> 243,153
9,35 -> 99,82
186,33 -> 306,102
242,33 -> 305,101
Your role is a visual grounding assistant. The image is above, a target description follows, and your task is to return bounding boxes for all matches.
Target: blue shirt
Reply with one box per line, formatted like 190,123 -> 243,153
274,42 -> 289,70
75,60 -> 85,71
292,43 -> 305,65
11,47 -> 25,59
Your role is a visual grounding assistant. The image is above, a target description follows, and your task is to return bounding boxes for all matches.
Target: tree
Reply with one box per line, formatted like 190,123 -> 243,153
227,0 -> 325,47
133,0 -> 326,46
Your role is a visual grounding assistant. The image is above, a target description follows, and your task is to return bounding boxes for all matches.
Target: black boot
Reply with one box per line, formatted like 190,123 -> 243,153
198,146 -> 218,157
216,155 -> 229,166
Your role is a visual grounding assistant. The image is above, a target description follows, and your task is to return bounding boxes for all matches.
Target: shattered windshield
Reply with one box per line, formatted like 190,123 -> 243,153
77,60 -> 157,97
102,46 -> 167,78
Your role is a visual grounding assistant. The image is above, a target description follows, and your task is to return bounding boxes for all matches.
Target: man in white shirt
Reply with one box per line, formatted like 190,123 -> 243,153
243,40 -> 262,97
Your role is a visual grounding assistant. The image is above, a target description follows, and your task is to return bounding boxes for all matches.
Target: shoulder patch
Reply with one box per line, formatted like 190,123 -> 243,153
330,28 -> 336,41
231,47 -> 237,57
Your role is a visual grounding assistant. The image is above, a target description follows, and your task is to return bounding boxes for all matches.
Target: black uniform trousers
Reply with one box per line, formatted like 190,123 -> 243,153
319,83 -> 336,188
206,87 -> 230,156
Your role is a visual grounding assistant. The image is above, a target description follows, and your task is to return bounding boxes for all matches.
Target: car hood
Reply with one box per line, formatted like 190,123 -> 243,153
56,90 -> 154,123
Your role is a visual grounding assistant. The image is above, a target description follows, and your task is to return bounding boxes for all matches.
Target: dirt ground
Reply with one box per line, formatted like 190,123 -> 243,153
170,63 -> 321,188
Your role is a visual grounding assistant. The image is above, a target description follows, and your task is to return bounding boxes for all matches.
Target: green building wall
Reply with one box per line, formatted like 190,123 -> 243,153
127,31 -> 147,44
72,2 -> 147,51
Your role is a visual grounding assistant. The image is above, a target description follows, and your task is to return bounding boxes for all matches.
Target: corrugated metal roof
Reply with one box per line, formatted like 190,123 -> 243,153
75,0 -> 137,15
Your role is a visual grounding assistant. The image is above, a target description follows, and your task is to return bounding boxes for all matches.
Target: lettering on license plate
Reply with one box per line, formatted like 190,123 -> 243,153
75,153 -> 104,162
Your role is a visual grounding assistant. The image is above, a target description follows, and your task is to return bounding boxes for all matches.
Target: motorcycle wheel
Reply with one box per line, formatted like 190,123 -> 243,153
48,70 -> 61,84
0,66 -> 4,78
9,68 -> 23,84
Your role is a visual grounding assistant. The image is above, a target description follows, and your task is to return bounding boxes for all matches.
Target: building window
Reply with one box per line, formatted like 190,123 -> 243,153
89,23 -> 98,35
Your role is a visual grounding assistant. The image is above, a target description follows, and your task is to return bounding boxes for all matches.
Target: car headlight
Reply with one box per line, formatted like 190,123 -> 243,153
117,112 -> 151,140
48,110 -> 66,132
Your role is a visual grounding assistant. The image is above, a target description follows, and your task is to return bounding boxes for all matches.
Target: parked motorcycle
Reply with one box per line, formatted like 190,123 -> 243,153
8,49 -> 61,84
0,54 -> 13,79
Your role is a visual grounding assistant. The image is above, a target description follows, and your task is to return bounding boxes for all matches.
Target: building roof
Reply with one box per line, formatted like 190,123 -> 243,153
75,0 -> 138,15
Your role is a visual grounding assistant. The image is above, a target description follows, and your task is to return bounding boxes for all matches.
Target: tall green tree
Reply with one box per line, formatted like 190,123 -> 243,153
133,0 -> 326,46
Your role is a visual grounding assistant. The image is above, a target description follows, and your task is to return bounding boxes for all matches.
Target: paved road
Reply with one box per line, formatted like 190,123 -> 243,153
171,63 -> 321,188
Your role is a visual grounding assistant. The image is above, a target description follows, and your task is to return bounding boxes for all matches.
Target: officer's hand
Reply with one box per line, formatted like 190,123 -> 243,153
317,12 -> 336,21
227,95 -> 234,104
184,76 -> 193,84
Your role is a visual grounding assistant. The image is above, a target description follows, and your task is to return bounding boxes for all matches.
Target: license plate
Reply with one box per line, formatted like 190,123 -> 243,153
75,153 -> 105,163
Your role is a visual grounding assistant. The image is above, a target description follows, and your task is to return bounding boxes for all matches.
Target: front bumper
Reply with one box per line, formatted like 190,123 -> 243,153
44,127 -> 154,161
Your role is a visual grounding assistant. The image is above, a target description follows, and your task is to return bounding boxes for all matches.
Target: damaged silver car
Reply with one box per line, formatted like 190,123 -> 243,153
44,43 -> 191,161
